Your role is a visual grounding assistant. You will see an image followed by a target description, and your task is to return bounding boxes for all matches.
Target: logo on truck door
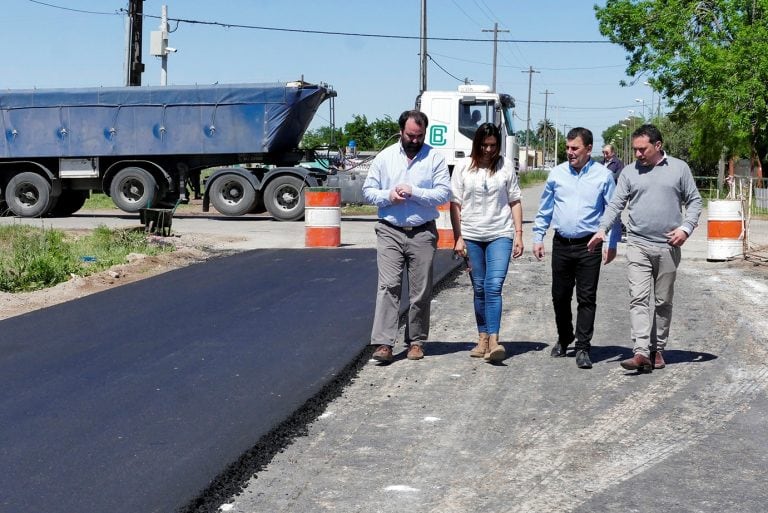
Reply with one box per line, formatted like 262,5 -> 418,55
430,125 -> 447,146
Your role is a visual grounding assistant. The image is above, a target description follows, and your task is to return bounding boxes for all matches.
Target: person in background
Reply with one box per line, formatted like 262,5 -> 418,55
588,124 -> 702,373
602,144 -> 624,183
450,123 -> 524,363
362,110 -> 451,363
603,143 -> 626,237
532,127 -> 621,370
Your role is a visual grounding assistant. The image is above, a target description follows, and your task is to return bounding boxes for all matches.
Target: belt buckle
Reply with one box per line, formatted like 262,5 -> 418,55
403,225 -> 413,231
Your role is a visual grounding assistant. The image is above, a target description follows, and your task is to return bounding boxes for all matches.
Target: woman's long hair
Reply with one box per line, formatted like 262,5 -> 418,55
469,122 -> 502,174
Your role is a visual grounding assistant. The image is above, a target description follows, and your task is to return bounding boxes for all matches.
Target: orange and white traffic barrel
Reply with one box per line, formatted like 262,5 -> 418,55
706,199 -> 744,261
305,187 -> 341,247
436,202 -> 454,249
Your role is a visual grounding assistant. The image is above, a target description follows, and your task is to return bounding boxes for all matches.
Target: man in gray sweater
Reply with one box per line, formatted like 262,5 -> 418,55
587,124 -> 702,373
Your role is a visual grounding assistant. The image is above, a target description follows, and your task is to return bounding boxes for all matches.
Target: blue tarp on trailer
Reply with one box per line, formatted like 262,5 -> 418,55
0,82 -> 330,159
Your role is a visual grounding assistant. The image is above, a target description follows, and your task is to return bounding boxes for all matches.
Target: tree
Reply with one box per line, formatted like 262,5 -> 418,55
536,119 -> 556,164
595,0 -> 767,180
344,114 -> 376,151
368,115 -> 400,150
300,115 -> 400,152
300,126 -> 344,149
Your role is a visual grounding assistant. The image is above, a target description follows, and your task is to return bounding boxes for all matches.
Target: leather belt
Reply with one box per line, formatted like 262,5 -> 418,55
379,219 -> 435,232
554,232 -> 595,245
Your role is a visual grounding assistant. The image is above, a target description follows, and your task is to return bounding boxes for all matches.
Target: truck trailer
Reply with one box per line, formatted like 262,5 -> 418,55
0,80 -> 336,220
0,80 -> 518,220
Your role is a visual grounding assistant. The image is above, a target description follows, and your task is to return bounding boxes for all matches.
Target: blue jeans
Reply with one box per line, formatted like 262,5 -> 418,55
465,237 -> 513,335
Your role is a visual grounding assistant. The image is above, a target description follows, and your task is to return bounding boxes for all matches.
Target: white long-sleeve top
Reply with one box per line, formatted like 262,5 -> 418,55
450,156 -> 521,242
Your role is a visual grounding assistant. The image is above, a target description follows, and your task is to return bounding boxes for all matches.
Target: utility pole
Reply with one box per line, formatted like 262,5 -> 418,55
521,66 -> 539,171
482,23 -> 509,92
125,0 -> 145,86
419,0 -> 427,94
540,89 -> 554,167
150,5 -> 177,85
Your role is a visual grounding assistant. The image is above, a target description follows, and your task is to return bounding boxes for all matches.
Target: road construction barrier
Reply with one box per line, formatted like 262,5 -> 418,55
707,199 -> 744,261
305,187 -> 341,247
436,202 -> 454,249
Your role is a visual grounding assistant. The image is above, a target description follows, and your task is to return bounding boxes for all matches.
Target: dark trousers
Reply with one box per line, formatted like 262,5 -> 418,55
550,235 -> 602,351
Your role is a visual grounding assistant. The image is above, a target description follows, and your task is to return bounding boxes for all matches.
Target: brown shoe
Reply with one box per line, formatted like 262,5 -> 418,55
407,344 -> 424,360
372,344 -> 393,362
484,334 -> 506,362
620,353 -> 652,372
469,333 -> 489,358
652,350 -> 665,369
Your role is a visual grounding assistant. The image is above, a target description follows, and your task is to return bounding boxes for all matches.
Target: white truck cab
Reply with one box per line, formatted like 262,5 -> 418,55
417,85 -> 519,172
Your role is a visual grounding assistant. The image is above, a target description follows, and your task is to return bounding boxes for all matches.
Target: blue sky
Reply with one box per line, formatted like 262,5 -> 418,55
1,0 -> 656,148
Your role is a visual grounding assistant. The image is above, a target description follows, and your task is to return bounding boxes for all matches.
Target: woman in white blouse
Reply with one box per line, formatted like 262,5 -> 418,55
450,123 -> 524,362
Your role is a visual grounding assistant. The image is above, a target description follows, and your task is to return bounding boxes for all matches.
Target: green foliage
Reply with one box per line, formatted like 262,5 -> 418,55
300,115 -> 400,152
0,225 -> 171,292
300,126 -> 345,150
518,169 -> 549,187
595,0 -> 768,163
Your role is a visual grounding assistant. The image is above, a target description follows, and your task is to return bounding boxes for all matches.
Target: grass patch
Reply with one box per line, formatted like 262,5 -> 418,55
0,225 -> 172,293
342,204 -> 377,215
518,169 -> 548,188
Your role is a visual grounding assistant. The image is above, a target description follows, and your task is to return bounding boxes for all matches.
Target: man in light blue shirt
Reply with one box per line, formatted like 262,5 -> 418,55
363,110 -> 451,363
532,127 -> 620,369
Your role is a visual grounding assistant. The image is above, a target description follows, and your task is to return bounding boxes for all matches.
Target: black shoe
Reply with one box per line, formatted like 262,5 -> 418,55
576,350 -> 592,369
550,342 -> 568,357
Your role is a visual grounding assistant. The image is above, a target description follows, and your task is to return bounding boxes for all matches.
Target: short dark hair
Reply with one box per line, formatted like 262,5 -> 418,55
566,127 -> 593,147
399,110 -> 429,130
632,124 -> 663,144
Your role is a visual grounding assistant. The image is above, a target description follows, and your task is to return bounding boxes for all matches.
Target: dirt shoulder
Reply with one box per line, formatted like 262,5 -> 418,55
0,232 -> 223,321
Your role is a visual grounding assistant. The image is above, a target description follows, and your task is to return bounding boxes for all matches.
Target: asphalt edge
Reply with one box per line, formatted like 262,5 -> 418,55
178,250 -> 462,513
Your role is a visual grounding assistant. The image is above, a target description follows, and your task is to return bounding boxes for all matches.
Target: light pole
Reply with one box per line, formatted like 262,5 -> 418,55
634,98 -> 645,120
643,81 -> 655,119
620,122 -> 629,163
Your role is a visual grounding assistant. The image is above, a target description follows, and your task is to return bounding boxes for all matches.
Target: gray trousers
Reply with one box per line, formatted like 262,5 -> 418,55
626,243 -> 681,357
370,221 -> 437,347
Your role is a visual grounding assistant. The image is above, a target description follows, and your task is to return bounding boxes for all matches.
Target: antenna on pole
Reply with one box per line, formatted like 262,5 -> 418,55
482,23 -> 509,92
150,5 -> 177,86
419,0 -> 428,94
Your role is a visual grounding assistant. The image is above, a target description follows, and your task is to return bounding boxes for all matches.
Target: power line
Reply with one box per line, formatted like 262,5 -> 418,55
427,54 -> 465,83
27,0 -> 119,15
25,0 -> 614,44
428,52 -> 626,71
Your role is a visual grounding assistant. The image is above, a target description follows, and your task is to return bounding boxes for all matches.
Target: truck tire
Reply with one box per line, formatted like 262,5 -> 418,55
5,172 -> 54,217
264,175 -> 305,221
49,190 -> 89,217
208,174 -> 256,216
110,167 -> 157,213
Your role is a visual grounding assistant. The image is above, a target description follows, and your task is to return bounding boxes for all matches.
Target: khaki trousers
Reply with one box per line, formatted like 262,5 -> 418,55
626,243 -> 681,357
370,221 -> 437,347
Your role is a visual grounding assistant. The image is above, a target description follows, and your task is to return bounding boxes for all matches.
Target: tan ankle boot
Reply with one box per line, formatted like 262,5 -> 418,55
485,334 -> 506,362
469,333 -> 489,358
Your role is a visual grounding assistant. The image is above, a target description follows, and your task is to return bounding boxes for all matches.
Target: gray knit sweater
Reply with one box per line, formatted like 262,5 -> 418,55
599,154 -> 703,247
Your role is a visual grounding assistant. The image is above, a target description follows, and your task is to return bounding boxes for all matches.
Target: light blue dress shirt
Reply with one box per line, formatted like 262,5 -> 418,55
362,141 -> 451,227
532,159 -> 621,248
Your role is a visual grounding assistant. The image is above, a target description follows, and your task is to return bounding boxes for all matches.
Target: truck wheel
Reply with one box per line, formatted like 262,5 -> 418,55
49,190 -> 89,217
110,167 -> 157,213
5,172 -> 54,217
264,175 -> 305,221
208,174 -> 256,216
